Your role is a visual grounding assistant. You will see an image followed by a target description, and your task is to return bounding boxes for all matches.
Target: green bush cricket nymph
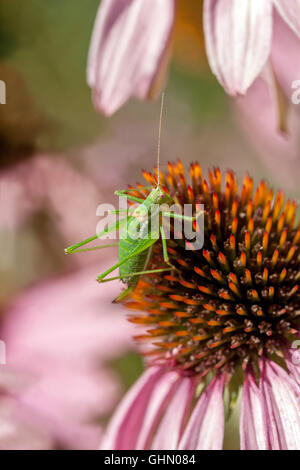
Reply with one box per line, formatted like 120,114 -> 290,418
65,94 -> 197,301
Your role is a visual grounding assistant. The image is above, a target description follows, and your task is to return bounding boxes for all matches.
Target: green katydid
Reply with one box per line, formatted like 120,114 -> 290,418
65,93 -> 197,302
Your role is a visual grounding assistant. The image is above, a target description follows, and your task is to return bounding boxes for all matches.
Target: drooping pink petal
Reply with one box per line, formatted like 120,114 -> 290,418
284,334 -> 300,386
179,374 -> 225,450
234,76 -> 300,190
260,359 -> 300,450
87,0 -> 175,115
271,9 -> 300,96
260,61 -> 290,134
203,0 -> 273,95
274,0 -> 300,39
285,350 -> 300,386
240,370 -> 268,450
151,377 -> 196,450
235,11 -> 300,145
100,367 -> 179,450
87,0 -> 128,89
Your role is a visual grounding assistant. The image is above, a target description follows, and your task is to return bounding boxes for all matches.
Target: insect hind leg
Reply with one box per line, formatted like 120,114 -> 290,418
98,267 -> 172,284
114,190 -> 144,204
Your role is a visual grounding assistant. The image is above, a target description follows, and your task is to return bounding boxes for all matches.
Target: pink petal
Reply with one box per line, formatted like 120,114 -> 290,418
234,76 -> 300,190
274,0 -> 300,39
271,9 -> 300,95
285,352 -> 300,386
100,367 -> 179,450
284,336 -> 300,386
260,359 -> 300,450
151,377 -> 196,450
135,371 -> 179,449
234,12 -> 300,177
179,375 -> 225,450
203,0 -> 273,95
260,61 -> 290,134
87,0 -> 175,115
100,367 -> 162,450
240,370 -> 268,450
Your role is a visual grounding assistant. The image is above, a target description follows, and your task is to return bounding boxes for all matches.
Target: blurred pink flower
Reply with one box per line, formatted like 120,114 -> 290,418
0,375 -> 51,451
0,265 -> 134,449
101,355 -> 300,450
0,153 -> 100,245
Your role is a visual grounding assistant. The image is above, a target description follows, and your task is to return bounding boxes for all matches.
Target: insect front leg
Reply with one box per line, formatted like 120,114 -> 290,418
67,243 -> 119,254
109,209 -> 131,214
114,190 -> 144,204
65,217 -> 128,254
123,186 -> 154,192
98,267 -> 172,283
97,259 -> 127,283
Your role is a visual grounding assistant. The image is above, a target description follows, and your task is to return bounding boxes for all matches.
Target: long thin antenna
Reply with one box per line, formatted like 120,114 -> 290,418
157,92 -> 165,186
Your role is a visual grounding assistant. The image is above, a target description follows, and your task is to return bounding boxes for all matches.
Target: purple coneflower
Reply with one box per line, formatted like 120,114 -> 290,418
101,161 -> 300,450
88,0 -> 300,116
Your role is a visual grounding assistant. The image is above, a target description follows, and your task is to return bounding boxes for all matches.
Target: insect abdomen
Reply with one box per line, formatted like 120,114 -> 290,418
119,236 -> 150,288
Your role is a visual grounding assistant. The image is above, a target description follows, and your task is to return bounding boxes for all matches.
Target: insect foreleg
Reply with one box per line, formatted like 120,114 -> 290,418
65,217 -> 127,254
124,186 -> 154,192
98,267 -> 172,283
109,209 -> 134,216
114,190 -> 144,204
67,243 -> 119,254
